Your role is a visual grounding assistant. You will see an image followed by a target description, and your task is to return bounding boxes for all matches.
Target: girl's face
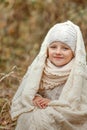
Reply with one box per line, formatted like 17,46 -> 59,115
48,41 -> 74,67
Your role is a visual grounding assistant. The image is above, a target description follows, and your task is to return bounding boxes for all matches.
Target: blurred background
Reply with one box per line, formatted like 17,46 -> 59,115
0,0 -> 87,129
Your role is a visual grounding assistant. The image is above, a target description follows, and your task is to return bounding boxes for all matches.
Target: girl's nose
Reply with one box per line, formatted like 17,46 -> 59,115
56,48 -> 62,54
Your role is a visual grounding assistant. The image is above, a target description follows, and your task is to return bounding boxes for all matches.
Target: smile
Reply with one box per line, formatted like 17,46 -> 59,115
54,57 -> 64,59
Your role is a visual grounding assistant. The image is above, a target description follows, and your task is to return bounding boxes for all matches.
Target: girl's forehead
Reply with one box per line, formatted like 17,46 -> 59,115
49,41 -> 71,48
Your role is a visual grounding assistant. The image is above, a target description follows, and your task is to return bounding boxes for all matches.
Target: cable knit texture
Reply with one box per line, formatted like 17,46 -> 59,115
10,21 -> 87,130
40,58 -> 74,90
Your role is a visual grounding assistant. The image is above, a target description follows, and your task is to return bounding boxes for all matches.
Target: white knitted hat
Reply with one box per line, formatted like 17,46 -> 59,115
46,21 -> 77,52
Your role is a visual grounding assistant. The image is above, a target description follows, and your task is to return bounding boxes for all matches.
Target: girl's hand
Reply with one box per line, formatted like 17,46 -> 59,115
33,95 -> 50,109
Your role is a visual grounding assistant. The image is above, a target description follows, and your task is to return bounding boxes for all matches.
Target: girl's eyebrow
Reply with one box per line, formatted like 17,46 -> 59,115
49,43 -> 57,46
49,44 -> 70,48
61,44 -> 71,48
62,45 -> 70,48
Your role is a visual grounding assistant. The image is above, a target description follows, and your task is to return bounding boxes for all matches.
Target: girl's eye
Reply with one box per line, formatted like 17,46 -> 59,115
62,47 -> 69,50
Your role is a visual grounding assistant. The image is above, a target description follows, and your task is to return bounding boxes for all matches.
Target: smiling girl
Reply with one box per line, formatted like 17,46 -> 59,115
11,21 -> 87,130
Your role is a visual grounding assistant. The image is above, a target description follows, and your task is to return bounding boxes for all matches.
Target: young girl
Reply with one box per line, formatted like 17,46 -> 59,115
11,21 -> 87,130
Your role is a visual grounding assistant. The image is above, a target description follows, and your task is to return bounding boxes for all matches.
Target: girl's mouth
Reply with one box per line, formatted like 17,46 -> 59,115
54,57 -> 63,59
